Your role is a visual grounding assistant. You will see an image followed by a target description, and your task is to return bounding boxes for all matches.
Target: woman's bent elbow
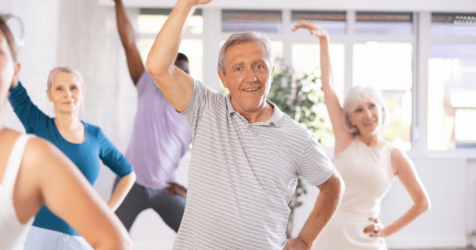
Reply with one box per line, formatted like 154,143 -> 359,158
417,197 -> 431,214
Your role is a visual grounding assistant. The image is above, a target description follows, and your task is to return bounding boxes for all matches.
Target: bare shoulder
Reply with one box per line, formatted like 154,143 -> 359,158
390,146 -> 409,162
390,146 -> 413,176
22,138 -> 72,174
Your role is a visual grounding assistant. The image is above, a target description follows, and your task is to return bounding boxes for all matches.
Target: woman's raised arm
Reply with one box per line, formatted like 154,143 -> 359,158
292,21 -> 353,154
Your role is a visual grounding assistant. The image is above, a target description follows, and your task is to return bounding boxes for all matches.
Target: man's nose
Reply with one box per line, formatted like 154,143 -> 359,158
244,68 -> 257,82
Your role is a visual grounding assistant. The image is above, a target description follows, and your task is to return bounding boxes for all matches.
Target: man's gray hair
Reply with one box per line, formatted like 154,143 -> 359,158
342,86 -> 391,134
218,32 -> 274,74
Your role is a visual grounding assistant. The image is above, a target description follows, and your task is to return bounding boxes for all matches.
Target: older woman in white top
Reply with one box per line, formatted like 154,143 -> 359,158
0,16 -> 131,250
293,22 -> 431,250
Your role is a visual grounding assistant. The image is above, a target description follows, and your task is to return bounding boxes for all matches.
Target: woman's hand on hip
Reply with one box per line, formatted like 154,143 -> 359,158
364,217 -> 389,237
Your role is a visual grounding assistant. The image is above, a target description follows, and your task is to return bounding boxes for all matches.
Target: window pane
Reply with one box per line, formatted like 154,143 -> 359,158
353,42 -> 413,150
431,13 -> 476,37
355,12 -> 413,35
428,43 -> 476,150
292,44 -> 345,147
222,9 -> 282,33
138,39 -> 203,82
139,9 -> 203,34
291,11 -> 346,34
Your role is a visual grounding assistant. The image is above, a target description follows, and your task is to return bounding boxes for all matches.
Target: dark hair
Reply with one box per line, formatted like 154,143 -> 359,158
0,16 -> 17,61
176,52 -> 189,62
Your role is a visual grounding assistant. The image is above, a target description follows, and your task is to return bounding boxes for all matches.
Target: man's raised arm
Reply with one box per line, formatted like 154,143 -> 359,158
113,0 -> 144,85
145,0 -> 211,112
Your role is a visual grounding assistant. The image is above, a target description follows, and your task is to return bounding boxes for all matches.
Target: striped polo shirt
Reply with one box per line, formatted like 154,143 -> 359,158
173,79 -> 334,250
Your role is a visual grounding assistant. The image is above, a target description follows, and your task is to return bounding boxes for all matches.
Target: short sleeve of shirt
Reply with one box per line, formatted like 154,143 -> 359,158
180,79 -> 223,135
298,131 -> 335,186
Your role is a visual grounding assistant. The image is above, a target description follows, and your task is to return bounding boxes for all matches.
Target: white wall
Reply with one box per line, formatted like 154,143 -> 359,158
1,0 -> 60,129
2,0 -> 476,249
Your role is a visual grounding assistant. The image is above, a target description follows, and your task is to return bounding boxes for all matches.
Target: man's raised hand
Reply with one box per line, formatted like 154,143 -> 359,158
292,21 -> 328,38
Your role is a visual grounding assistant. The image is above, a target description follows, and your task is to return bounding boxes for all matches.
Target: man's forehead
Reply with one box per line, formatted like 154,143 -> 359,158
226,42 -> 267,63
227,41 -> 265,54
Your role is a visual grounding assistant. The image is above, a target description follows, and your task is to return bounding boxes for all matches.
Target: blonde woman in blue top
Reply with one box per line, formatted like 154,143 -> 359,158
1,16 -> 131,250
8,66 -> 136,250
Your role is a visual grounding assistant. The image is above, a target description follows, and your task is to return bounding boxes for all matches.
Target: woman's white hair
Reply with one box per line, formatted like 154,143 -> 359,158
342,86 -> 391,134
217,32 -> 274,75
47,66 -> 84,91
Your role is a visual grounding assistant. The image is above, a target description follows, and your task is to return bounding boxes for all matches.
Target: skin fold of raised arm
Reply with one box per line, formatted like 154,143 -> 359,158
145,0 -> 212,112
24,139 -> 132,250
284,172 -> 345,250
113,0 -> 145,85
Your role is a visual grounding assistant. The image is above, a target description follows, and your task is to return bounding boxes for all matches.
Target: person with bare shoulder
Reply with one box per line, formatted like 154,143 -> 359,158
110,0 -> 192,233
292,21 -> 431,250
0,16 -> 131,250
145,1 -> 345,249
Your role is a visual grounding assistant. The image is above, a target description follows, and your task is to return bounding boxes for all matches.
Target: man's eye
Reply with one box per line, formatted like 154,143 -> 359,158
257,65 -> 263,69
369,104 -> 375,108
71,86 -> 77,90
235,67 -> 242,71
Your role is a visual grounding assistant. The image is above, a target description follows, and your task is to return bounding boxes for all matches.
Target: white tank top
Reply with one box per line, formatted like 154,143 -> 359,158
333,136 -> 394,217
0,134 -> 35,250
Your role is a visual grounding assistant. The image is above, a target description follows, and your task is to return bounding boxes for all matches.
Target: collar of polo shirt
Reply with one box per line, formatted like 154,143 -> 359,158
225,93 -> 283,127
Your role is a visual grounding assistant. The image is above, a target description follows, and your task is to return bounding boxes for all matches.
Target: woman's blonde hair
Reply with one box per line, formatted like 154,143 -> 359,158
342,86 -> 390,134
47,66 -> 84,91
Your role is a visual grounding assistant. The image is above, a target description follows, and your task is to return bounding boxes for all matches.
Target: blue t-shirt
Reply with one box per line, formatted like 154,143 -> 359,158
9,82 -> 134,236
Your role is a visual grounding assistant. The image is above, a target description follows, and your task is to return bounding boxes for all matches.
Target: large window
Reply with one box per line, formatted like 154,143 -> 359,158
139,8 -> 203,34
428,43 -> 476,150
136,8 -> 476,155
138,9 -> 204,82
431,13 -> 476,37
355,12 -> 413,35
222,9 -> 282,33
291,11 -> 346,34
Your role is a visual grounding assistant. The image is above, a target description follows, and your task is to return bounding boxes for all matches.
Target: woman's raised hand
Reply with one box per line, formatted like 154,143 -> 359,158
292,21 -> 328,38
182,0 -> 213,6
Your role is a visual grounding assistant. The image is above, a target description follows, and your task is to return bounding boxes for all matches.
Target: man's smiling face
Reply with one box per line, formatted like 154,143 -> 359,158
219,41 -> 274,113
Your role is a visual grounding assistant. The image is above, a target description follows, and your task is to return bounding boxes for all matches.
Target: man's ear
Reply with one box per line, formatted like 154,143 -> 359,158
270,65 -> 275,83
218,70 -> 228,89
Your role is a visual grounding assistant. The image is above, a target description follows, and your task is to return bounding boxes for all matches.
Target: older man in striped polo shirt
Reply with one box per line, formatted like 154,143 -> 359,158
146,1 -> 345,249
